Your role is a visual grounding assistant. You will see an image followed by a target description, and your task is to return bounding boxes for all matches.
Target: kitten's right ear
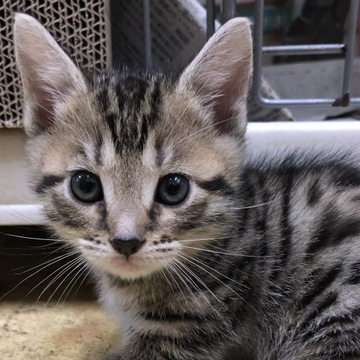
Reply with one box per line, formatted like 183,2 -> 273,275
14,14 -> 86,136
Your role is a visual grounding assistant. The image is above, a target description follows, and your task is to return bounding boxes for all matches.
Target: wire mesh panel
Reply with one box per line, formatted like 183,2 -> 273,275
0,0 -> 111,128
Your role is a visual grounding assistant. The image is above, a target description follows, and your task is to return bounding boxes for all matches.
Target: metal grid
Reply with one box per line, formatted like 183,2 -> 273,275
204,0 -> 360,109
0,0 -> 111,128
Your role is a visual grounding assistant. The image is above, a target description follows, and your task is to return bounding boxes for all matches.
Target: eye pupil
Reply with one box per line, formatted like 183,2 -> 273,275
166,176 -> 181,195
71,171 -> 103,204
156,174 -> 189,206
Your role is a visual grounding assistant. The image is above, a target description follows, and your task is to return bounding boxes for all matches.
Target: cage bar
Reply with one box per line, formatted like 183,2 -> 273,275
338,0 -> 360,106
253,0 -> 360,108
206,0 -> 216,39
222,0 -> 236,23
263,44 -> 345,56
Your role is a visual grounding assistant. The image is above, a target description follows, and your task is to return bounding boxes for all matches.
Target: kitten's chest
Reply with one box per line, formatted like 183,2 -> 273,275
99,277 -> 218,339
99,280 -> 177,335
99,287 -> 150,345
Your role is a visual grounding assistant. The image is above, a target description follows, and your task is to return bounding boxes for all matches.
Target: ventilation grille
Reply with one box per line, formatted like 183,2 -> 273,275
0,0 -> 110,128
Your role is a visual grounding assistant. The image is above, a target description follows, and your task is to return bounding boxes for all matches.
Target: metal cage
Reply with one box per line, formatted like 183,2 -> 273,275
204,0 -> 360,109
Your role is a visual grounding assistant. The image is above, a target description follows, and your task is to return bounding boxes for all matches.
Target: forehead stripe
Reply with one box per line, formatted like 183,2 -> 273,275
96,73 -> 163,155
105,112 -> 121,154
138,78 -> 162,152
155,137 -> 164,168
95,136 -> 103,165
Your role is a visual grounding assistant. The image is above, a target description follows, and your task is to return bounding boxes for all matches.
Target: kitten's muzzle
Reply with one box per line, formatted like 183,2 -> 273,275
110,238 -> 145,259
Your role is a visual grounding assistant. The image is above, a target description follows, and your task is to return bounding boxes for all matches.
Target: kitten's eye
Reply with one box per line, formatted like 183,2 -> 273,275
155,174 -> 189,206
71,171 -> 103,204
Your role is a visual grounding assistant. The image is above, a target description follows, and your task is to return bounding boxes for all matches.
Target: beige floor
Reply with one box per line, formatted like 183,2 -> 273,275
0,301 -> 119,360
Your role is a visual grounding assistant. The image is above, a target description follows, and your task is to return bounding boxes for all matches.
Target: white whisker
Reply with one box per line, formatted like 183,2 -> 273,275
0,230 -> 64,242
164,263 -> 188,305
182,245 -> 263,258
174,258 -> 222,317
57,259 -> 88,305
179,235 -> 235,243
15,250 -> 78,274
47,257 -> 85,306
69,266 -> 93,301
36,256 -> 82,301
168,262 -> 194,310
0,250 -> 79,301
182,253 -> 246,289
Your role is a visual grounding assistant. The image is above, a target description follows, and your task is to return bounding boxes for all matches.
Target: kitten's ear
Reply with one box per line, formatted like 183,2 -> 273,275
178,18 -> 252,135
14,13 -> 86,136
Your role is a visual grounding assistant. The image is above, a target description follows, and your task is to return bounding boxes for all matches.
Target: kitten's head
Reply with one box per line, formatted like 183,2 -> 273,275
14,14 -> 252,280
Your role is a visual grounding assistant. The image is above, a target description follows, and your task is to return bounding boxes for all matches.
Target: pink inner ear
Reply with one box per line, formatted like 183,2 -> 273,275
18,51 -> 58,134
31,85 -> 57,134
211,81 -> 239,135
26,73 -> 57,134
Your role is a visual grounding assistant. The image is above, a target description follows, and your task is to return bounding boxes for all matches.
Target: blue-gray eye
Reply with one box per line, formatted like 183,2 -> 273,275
155,174 -> 189,206
71,171 -> 103,204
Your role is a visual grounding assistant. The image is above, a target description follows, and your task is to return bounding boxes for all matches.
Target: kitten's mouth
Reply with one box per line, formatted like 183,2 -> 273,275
81,242 -> 179,279
110,256 -> 143,271
89,253 -> 164,279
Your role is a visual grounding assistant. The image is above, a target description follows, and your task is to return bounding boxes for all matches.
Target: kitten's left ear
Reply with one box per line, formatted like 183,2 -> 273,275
178,18 -> 252,136
14,13 -> 87,136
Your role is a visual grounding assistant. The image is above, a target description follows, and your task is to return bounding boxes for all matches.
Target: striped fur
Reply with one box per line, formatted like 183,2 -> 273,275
15,14 -> 360,360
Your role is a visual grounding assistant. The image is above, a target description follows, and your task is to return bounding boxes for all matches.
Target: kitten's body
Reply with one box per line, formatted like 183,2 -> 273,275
14,14 -> 360,360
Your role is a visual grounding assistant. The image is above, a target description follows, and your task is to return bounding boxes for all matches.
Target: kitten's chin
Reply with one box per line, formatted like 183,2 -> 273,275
88,254 -> 168,280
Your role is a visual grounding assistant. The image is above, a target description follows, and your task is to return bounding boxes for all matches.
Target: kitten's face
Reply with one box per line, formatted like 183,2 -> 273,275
27,75 -> 243,279
14,14 -> 252,279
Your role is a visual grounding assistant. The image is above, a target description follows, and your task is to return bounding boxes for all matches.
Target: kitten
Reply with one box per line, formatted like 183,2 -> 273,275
14,13 -> 360,360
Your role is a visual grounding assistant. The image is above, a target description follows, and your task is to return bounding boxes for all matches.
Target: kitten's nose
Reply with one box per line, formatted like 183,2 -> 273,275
111,238 -> 145,259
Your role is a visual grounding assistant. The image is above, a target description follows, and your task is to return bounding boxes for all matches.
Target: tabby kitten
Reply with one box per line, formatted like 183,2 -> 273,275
14,13 -> 360,360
